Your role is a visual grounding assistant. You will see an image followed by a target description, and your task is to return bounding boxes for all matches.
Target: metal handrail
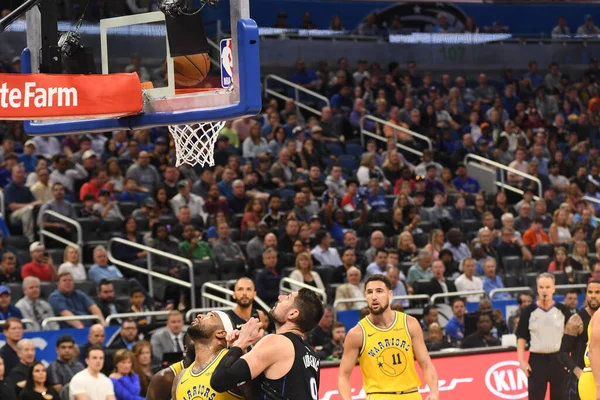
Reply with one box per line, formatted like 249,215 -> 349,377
41,315 -> 101,329
494,182 -> 542,201
264,74 -> 330,118
430,290 -> 486,304
464,153 -> 542,199
106,311 -> 172,325
489,287 -> 533,299
0,190 -> 4,217
555,284 -> 586,291
200,282 -> 270,313
21,318 -> 35,329
39,210 -> 83,251
185,307 -> 232,322
360,115 -> 432,157
107,237 -> 196,308
279,277 -> 327,304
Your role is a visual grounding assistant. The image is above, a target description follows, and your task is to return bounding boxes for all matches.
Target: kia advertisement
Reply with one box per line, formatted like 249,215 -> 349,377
319,351 -> 551,400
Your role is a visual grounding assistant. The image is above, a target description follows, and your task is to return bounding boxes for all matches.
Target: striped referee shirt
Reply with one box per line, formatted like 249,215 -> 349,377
516,302 -> 571,354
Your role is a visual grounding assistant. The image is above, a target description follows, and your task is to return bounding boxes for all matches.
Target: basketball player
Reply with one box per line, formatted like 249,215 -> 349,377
227,277 -> 268,331
146,334 -> 195,400
560,281 -> 600,400
579,298 -> 600,400
172,310 -> 260,400
338,275 -> 439,400
210,288 -> 324,399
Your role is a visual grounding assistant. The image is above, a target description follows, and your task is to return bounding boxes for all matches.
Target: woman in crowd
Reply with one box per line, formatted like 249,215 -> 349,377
397,231 -> 417,262
110,350 -> 144,400
289,252 -> 325,292
292,239 -> 310,258
242,123 -> 269,159
382,151 -> 404,187
0,355 -> 17,400
570,240 -> 591,271
103,140 -> 120,162
19,362 -> 58,400
240,198 -> 265,234
424,229 -> 444,259
106,158 -> 125,193
150,222 -> 182,267
132,341 -> 160,397
401,204 -> 423,235
492,191 -> 513,220
113,216 -> 147,267
440,167 -> 458,194
153,187 -> 173,216
548,246 -> 576,283
384,208 -> 405,237
392,192 -> 410,211
472,193 -> 488,220
549,209 -> 572,245
57,245 -> 86,281
268,126 -> 287,157
300,137 -> 323,170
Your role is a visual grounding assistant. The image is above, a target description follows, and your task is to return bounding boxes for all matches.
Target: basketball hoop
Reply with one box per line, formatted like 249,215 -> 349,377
169,120 -> 225,167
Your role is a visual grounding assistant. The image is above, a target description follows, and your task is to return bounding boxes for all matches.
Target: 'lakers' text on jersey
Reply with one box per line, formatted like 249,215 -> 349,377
358,311 -> 421,394
176,349 -> 241,400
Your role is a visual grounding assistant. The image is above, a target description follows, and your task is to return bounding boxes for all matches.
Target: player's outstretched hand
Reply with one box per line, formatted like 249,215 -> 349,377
227,329 -> 241,347
234,318 -> 264,349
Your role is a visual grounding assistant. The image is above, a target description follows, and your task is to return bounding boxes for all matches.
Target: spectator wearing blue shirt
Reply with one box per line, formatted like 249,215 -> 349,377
452,163 -> 482,194
117,177 -> 145,205
0,285 -> 23,322
330,85 -> 354,117
367,179 -> 388,211
433,13 -> 456,33
0,152 -> 18,188
17,140 -> 38,174
5,164 -> 39,242
482,258 -> 511,301
218,168 -> 235,201
523,60 -> 544,89
48,272 -> 106,329
445,298 -> 466,346
88,246 -> 124,284
290,60 -> 318,90
424,165 -> 445,194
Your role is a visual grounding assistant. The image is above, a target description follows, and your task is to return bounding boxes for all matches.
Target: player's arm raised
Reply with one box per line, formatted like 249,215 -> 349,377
558,313 -> 584,378
337,325 -> 363,400
588,311 -> 600,396
408,316 -> 438,400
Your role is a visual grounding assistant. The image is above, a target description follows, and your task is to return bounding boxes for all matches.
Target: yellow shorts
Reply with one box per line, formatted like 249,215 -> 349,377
579,371 -> 597,400
366,392 -> 422,400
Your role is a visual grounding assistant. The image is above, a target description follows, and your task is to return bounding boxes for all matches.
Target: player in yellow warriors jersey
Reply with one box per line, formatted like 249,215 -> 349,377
338,274 -> 439,400
580,306 -> 600,400
172,310 -> 252,400
147,334 -> 195,400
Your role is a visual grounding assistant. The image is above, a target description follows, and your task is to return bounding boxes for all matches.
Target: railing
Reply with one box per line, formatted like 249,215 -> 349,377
39,210 -> 83,252
556,284 -> 586,291
200,282 -> 270,313
107,238 -> 196,308
185,307 -> 232,322
279,277 -> 327,304
359,115 -> 432,157
0,190 -> 4,217
105,311 -> 172,325
264,74 -> 330,118
21,318 -> 35,329
206,38 -> 221,68
489,287 -> 533,300
464,153 -> 543,199
430,290 -> 486,304
333,294 -> 430,309
41,315 -> 102,329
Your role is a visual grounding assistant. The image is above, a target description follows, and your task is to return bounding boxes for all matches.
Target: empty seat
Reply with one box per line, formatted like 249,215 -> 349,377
118,202 -> 139,216
40,281 -> 57,299
47,249 -> 64,266
314,265 -> 336,286
229,228 -> 241,242
417,221 -> 434,234
78,218 -> 101,242
3,236 -> 30,250
534,243 -> 554,258
134,218 -> 149,231
345,143 -> 364,157
7,283 -> 23,301
218,259 -> 246,280
502,274 -> 521,288
338,155 -> 358,172
191,260 -> 218,285
107,278 -> 130,298
532,255 -> 551,272
75,280 -> 97,299
461,219 -> 482,234
551,271 -> 569,285
413,233 -> 428,248
576,270 -> 592,284
326,143 -> 343,157
501,256 -> 524,275
242,228 -> 257,241
366,222 -> 386,236
524,272 -> 538,289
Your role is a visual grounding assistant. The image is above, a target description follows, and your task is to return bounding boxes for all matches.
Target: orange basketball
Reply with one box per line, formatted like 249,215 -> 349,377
173,53 -> 211,87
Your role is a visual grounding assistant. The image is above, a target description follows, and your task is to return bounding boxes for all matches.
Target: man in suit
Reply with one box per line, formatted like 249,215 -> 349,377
425,259 -> 457,304
334,267 -> 367,311
150,310 -> 186,361
109,319 -> 139,351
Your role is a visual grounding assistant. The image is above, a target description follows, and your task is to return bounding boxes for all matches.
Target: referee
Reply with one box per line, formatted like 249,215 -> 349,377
517,272 -> 571,400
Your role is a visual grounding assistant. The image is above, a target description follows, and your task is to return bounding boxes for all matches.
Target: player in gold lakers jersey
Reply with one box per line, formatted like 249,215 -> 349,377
579,306 -> 600,400
338,274 -> 439,400
172,311 -> 246,400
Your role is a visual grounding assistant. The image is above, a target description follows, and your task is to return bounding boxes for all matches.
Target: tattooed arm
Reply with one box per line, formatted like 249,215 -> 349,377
558,313 -> 584,378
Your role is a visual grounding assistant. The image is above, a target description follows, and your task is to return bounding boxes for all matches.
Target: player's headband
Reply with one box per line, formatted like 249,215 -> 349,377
213,310 -> 234,335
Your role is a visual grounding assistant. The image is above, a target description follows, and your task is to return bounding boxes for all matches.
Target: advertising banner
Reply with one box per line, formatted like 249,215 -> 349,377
0,326 -> 119,364
319,350 -> 551,400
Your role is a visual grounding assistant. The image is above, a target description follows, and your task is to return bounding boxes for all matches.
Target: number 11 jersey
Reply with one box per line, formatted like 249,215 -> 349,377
358,311 -> 422,394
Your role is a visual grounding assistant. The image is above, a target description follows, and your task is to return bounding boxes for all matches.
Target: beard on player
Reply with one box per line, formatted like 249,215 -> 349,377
187,317 -> 215,340
268,300 -> 286,327
234,294 -> 253,309
368,297 -> 390,315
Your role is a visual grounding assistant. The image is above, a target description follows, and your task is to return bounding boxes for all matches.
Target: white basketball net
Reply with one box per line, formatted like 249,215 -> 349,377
168,120 -> 225,167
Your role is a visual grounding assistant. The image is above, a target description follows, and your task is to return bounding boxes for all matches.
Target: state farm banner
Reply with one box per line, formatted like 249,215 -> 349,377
0,73 -> 143,119
320,351 -> 548,400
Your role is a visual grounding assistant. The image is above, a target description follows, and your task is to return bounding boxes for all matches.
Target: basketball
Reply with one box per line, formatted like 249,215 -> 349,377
173,53 -> 210,87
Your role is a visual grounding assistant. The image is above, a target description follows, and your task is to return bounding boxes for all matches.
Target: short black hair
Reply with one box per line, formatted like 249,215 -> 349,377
517,293 -> 533,304
130,287 -> 145,297
315,230 -> 328,245
293,288 -> 324,333
375,248 -> 388,257
423,304 -> 438,317
268,193 -> 281,202
87,345 -> 105,358
364,274 -> 392,290
56,334 -> 75,347
565,289 -> 579,296
97,279 -> 112,293
451,297 -> 465,307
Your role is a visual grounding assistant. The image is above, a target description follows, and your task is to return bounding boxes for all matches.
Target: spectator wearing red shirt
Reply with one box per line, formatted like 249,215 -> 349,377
21,241 -> 57,282
79,168 -> 109,201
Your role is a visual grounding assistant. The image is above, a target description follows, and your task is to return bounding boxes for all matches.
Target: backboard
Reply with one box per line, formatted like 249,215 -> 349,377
21,0 -> 261,136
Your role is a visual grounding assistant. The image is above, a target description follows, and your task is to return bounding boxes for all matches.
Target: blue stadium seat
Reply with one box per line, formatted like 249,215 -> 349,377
280,189 -> 296,199
326,143 -> 344,157
338,155 -> 358,172
345,143 -> 364,158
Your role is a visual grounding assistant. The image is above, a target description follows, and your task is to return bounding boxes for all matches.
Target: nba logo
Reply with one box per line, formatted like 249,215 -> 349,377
220,39 -> 234,89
